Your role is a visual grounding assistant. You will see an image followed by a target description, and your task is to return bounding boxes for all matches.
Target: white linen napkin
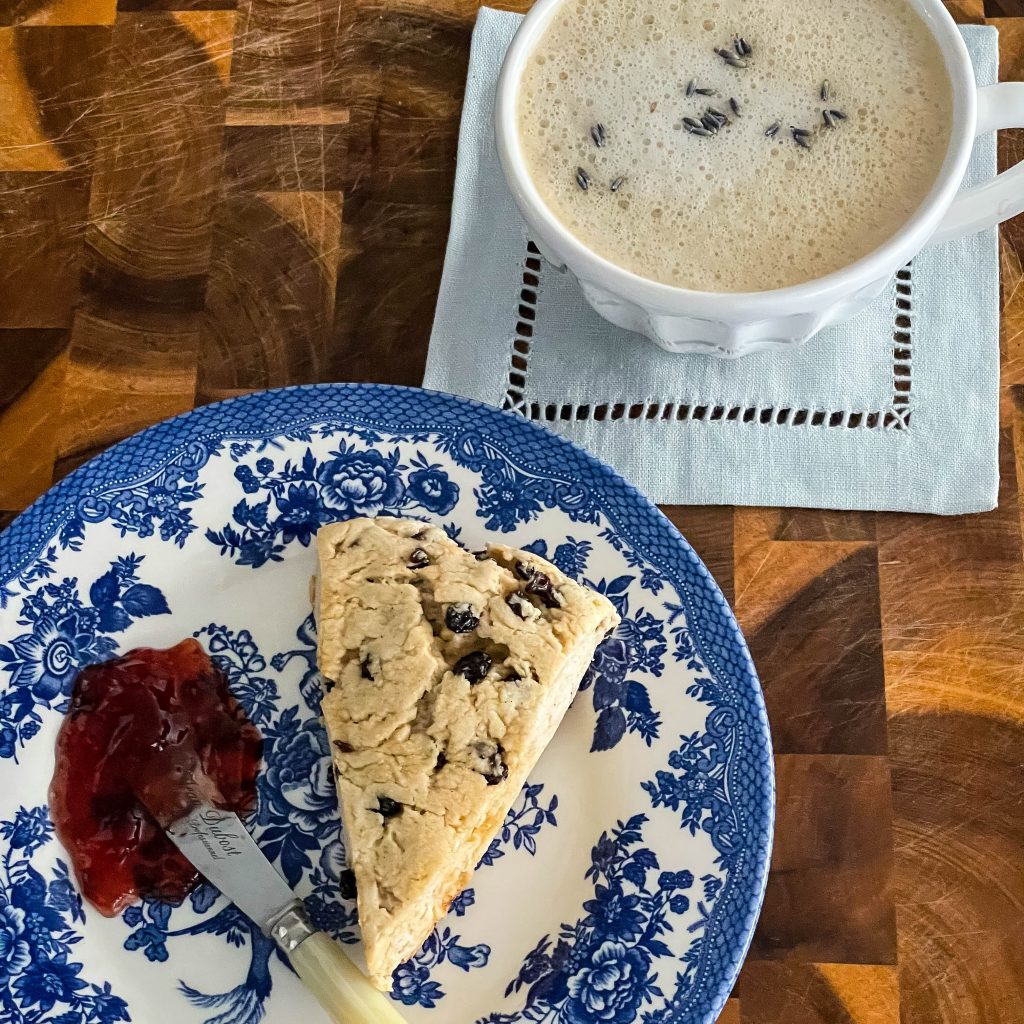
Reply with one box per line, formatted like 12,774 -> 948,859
424,9 -> 1000,513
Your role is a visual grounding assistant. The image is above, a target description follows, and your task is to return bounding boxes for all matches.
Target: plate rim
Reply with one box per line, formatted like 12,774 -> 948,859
0,382 -> 774,1024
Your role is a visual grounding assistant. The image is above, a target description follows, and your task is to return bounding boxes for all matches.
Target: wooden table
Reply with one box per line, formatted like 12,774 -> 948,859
1,0 -> 1023,1021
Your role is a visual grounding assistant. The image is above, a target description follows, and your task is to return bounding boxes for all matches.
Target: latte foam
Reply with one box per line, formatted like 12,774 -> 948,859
517,0 -> 952,291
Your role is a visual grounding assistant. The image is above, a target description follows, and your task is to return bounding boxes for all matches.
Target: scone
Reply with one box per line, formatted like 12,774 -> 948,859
315,516 -> 619,990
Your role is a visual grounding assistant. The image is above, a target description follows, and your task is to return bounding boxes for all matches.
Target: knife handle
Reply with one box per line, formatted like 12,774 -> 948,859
269,904 -> 406,1023
289,931 -> 408,1024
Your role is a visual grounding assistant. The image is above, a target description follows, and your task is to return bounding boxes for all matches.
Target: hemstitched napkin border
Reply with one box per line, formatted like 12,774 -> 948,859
502,242 -> 916,432
423,8 -> 1000,514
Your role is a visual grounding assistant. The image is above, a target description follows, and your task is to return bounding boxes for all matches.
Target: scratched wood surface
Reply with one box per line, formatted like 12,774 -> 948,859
1,0 -> 1023,1021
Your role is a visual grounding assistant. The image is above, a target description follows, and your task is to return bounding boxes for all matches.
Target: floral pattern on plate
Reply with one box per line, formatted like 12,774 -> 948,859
0,385 -> 772,1024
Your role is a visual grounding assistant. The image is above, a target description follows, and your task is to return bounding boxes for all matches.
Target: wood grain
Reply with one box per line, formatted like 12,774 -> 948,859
0,2 -> 1022,1023
737,962 -> 900,1024
197,190 -> 343,400
751,754 -> 897,965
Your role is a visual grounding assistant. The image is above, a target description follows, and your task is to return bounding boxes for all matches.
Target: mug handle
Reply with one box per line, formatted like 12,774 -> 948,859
930,82 -> 1024,245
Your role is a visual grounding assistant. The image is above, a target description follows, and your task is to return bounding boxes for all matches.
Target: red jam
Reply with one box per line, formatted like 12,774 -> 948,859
49,640 -> 262,916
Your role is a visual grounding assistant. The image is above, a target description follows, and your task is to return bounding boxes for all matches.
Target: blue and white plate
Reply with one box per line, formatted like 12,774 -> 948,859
0,385 -> 772,1024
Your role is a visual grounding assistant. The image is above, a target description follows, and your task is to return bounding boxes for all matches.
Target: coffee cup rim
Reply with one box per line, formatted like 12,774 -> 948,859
494,0 -> 978,314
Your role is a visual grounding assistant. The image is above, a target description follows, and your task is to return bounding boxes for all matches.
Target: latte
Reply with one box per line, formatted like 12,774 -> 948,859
516,0 -> 953,291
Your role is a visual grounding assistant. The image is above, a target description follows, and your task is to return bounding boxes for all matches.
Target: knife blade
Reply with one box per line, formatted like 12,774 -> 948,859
165,802 -> 296,930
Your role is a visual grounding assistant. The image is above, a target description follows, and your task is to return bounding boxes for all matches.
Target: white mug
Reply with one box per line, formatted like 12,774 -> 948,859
494,0 -> 1024,357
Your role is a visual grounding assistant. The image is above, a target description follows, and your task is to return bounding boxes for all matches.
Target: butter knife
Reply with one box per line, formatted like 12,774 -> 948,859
153,800 -> 406,1023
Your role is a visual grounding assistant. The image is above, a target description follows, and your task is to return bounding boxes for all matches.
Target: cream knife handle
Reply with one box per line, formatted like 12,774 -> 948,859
269,905 -> 407,1023
289,931 -> 408,1024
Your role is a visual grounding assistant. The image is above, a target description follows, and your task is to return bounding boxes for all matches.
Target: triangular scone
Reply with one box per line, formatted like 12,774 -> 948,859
316,516 -> 619,990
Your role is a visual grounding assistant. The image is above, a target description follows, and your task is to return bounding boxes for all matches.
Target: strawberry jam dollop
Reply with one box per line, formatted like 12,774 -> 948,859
49,639 -> 262,916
